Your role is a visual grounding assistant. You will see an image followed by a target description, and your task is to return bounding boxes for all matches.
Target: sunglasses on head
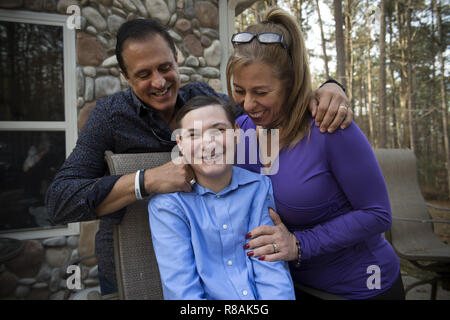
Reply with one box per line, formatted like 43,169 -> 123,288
231,32 -> 287,49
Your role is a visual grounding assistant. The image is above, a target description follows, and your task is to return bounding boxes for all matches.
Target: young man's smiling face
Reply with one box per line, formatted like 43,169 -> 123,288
121,34 -> 180,123
177,105 -> 236,179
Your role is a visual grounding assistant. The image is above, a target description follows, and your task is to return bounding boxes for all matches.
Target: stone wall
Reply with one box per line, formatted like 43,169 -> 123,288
0,221 -> 99,300
0,0 -> 223,299
0,0 -> 223,129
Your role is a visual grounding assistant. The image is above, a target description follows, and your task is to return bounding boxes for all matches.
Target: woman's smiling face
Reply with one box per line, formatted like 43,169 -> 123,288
232,61 -> 286,128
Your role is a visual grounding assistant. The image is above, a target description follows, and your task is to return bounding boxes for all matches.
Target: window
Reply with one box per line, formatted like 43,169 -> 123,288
0,10 -> 78,239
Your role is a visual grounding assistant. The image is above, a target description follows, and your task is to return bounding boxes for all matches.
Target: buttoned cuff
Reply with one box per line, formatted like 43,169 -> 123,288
86,175 -> 123,210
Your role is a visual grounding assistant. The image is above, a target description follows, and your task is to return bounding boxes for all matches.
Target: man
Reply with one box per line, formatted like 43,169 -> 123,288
46,18 -> 351,295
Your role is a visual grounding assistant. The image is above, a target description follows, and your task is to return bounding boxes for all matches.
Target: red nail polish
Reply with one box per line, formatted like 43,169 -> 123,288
258,256 -> 265,261
245,233 -> 252,239
247,251 -> 254,257
243,244 -> 249,249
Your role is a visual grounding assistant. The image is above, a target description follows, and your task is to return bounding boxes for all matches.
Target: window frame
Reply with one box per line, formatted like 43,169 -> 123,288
0,9 -> 79,240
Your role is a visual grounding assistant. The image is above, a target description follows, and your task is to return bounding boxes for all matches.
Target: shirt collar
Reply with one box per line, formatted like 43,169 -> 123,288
129,88 -> 186,118
193,166 -> 260,196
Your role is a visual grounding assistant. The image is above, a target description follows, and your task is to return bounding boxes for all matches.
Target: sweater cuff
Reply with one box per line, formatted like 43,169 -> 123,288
294,231 -> 311,261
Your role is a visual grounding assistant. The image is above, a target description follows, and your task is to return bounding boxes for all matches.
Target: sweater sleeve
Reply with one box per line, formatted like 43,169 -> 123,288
295,122 -> 392,260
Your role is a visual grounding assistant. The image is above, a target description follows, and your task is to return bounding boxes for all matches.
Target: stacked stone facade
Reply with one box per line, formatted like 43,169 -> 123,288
0,0 -> 223,300
1,232 -> 99,300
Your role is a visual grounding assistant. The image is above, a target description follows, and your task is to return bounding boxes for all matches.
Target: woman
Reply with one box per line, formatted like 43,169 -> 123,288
148,96 -> 295,300
228,7 -> 404,300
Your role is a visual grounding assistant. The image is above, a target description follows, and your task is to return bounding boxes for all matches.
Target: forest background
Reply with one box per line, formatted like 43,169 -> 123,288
235,0 -> 449,201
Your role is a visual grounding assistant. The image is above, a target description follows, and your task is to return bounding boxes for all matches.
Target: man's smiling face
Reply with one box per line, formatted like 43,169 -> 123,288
121,34 -> 180,122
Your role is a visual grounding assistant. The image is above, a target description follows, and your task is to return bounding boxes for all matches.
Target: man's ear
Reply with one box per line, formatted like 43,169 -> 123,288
119,68 -> 129,81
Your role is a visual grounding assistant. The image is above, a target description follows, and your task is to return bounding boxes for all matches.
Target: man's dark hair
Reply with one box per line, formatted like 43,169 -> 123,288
115,18 -> 177,77
175,96 -> 236,128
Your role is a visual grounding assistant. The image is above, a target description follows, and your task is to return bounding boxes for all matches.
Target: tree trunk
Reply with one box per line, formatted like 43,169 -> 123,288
289,0 -> 303,31
435,0 -> 450,198
365,0 -> 375,146
388,11 -> 399,148
358,73 -> 366,133
406,0 -> 415,152
252,2 -> 262,23
344,0 -> 353,104
315,0 -> 330,78
378,0 -> 387,147
430,0 -> 439,181
333,0 -> 347,87
396,1 -> 409,148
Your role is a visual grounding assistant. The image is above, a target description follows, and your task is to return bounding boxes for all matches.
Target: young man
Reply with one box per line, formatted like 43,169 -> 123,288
149,96 -> 296,300
46,18 -> 351,295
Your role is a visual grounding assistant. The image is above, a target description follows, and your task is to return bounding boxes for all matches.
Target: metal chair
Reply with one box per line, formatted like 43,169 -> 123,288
374,148 -> 450,299
104,151 -> 172,300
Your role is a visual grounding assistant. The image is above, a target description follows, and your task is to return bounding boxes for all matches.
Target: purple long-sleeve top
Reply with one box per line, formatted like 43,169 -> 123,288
236,115 -> 400,299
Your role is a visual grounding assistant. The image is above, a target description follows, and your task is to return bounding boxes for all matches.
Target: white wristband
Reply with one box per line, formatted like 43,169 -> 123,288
135,170 -> 143,200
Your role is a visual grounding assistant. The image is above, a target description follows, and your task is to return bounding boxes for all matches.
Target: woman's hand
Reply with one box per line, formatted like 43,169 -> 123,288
244,208 -> 298,262
309,83 -> 352,133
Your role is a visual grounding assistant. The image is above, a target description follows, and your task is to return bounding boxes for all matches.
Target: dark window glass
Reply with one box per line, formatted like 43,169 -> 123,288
0,21 -> 64,121
0,131 -> 65,232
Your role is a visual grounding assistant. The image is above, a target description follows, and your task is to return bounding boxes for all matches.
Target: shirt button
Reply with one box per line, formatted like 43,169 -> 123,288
242,290 -> 248,296
227,260 -> 232,266
223,224 -> 228,230
216,195 -> 220,198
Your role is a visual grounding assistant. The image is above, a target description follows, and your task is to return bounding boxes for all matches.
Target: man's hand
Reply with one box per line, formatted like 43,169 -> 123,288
96,157 -> 195,217
309,83 -> 353,133
145,157 -> 195,194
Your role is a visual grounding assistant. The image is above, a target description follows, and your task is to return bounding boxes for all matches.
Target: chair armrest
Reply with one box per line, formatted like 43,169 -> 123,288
392,216 -> 450,224
426,203 -> 450,211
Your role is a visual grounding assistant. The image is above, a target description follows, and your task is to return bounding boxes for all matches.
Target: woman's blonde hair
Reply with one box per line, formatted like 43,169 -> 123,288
226,7 -> 312,148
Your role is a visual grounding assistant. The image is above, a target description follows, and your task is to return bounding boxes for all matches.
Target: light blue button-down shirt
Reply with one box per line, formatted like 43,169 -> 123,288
148,166 -> 295,300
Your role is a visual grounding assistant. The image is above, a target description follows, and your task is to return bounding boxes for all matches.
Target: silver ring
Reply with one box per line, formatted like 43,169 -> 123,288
339,105 -> 348,111
272,243 -> 279,254
189,178 -> 196,186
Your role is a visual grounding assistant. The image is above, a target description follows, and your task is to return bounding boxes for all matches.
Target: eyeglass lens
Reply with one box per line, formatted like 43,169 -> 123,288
232,32 -> 253,42
257,33 -> 282,43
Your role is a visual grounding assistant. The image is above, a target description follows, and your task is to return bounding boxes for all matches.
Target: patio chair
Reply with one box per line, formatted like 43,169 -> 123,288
374,148 -> 450,299
104,151 -> 172,300
297,148 -> 450,300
